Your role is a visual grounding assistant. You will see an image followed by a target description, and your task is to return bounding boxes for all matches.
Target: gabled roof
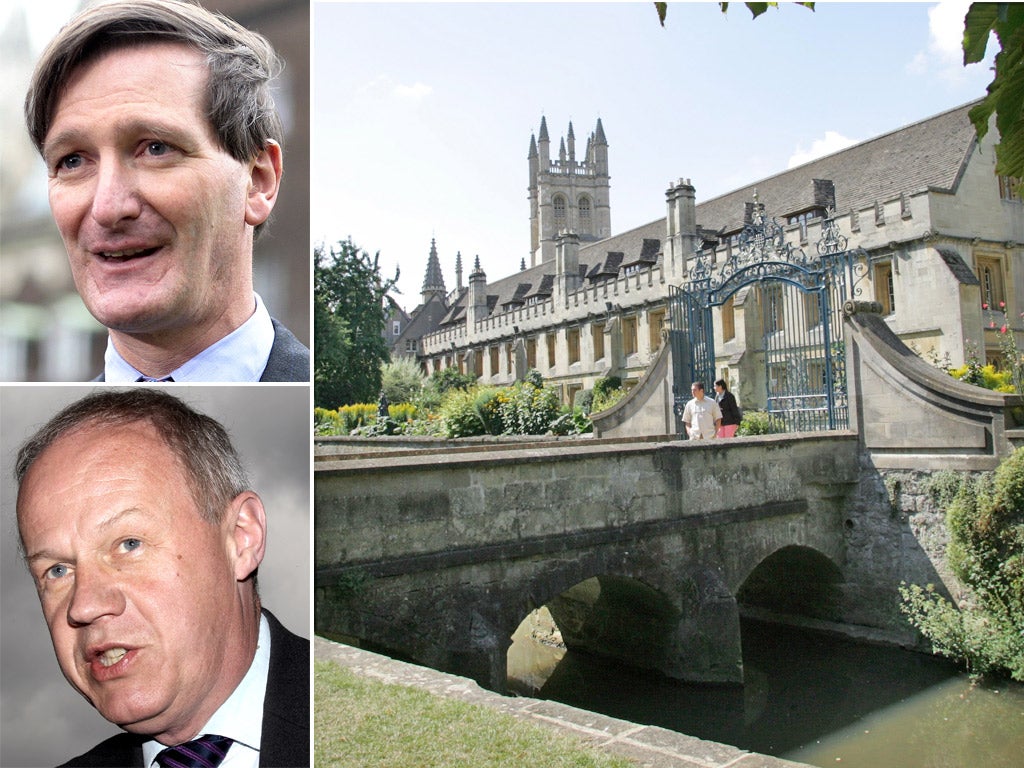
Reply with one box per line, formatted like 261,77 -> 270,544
696,100 -> 981,235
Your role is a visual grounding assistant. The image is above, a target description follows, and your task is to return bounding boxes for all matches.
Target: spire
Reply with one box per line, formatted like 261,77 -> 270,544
520,257 -> 526,271
567,121 -> 575,140
421,237 -> 446,298
594,117 -> 607,144
528,133 -> 537,158
538,115 -> 549,142
567,121 -> 576,162
455,250 -> 464,292
559,137 -> 566,163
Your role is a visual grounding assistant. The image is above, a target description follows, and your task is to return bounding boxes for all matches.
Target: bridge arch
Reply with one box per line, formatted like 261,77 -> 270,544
737,545 -> 844,622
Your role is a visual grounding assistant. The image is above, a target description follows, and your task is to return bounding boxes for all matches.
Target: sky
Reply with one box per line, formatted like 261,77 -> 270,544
0,386 -> 311,768
312,1 -> 997,309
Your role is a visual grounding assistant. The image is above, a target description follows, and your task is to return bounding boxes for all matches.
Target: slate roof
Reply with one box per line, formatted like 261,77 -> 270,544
936,247 -> 981,285
695,100 -> 981,235
432,100 -> 981,328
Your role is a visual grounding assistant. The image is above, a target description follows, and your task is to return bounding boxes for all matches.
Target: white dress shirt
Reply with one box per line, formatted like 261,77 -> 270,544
143,615 -> 271,768
103,294 -> 275,382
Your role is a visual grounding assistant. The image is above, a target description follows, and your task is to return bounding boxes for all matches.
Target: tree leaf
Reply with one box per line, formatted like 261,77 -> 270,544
964,2 -> 999,64
655,2 -> 667,27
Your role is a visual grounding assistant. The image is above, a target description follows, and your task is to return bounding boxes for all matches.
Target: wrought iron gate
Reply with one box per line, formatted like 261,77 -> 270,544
669,201 -> 857,433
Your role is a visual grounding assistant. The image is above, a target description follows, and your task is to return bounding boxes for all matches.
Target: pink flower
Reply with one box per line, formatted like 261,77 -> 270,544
1001,325 -> 1008,334
982,303 -> 989,310
991,321 -> 997,328
999,300 -> 1006,309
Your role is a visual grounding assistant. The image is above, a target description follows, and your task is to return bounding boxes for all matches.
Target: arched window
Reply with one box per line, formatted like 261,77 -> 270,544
578,195 -> 592,234
553,194 -> 566,227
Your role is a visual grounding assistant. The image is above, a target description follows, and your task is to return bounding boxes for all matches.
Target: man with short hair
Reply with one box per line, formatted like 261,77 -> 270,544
14,388 -> 309,767
681,381 -> 722,440
25,0 -> 309,382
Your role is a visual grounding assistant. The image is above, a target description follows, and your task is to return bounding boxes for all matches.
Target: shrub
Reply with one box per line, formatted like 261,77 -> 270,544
736,410 -> 786,436
900,449 -> 1024,680
439,387 -> 492,438
380,358 -> 426,405
592,386 -> 626,413
499,379 -> 562,435
593,375 -> 622,400
431,367 -> 477,394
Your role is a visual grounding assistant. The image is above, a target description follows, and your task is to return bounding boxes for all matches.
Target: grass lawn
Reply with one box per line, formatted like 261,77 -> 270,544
315,660 -> 636,767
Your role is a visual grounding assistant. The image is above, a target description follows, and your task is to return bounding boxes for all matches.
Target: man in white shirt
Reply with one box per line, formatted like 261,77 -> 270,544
682,381 -> 723,439
24,0 -> 308,382
15,389 -> 309,767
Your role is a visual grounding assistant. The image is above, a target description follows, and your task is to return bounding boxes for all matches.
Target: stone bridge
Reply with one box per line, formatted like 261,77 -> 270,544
315,308 -> 1023,692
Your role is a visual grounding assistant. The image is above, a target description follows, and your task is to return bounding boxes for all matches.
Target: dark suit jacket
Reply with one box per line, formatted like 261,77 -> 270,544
58,611 -> 310,768
260,320 -> 310,382
92,319 -> 310,382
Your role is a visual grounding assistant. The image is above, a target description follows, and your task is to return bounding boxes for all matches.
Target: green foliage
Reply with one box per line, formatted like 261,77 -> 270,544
949,362 -> 1016,392
986,302 -> 1024,395
736,410 -> 786,436
432,366 -> 478,394
550,406 -> 594,436
380,358 -> 426,405
439,387 -> 491,438
656,1 -> 814,26
314,239 -> 399,408
965,3 -> 1024,178
593,375 -> 621,400
315,403 -> 419,436
901,450 -> 1024,680
497,378 -> 562,435
590,375 -> 626,413
592,386 -> 626,413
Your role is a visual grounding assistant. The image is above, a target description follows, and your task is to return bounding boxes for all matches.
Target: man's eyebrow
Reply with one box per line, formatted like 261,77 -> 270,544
43,120 -> 194,160
24,507 -> 147,564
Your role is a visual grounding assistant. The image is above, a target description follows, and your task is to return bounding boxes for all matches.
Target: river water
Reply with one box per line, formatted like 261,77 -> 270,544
508,616 -> 1024,767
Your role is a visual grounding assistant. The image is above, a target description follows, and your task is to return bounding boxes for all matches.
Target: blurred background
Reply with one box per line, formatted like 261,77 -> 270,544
0,0 -> 310,381
0,384 -> 312,767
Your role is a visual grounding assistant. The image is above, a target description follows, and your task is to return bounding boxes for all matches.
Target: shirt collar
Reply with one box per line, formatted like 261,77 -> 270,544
103,294 -> 275,382
142,614 -> 270,768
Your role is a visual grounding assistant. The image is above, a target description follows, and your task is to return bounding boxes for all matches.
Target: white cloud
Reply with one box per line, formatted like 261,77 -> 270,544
907,0 -> 994,83
356,74 -> 433,103
788,131 -> 859,169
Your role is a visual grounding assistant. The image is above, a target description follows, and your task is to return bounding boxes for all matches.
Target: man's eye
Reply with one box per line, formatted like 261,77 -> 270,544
119,538 -> 143,553
146,141 -> 171,156
45,564 -> 69,580
57,154 -> 83,172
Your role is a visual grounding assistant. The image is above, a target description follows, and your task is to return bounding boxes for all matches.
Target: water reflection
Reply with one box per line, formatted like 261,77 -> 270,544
509,616 -> 1024,767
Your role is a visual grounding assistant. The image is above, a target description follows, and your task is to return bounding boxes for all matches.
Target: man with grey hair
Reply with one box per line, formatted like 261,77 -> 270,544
25,0 -> 308,382
14,388 -> 309,767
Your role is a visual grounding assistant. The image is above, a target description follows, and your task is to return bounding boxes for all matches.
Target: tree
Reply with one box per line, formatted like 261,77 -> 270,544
380,357 -> 426,405
964,3 -> 1024,179
314,238 -> 399,409
655,2 -> 1024,179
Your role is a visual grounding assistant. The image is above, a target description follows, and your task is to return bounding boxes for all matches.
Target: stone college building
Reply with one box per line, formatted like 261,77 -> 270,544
392,102 -> 1023,411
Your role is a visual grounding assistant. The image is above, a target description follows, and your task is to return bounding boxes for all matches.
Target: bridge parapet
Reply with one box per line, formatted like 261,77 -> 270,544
316,433 -> 865,690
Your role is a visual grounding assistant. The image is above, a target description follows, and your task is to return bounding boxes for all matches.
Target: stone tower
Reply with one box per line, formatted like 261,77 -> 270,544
528,117 -> 611,266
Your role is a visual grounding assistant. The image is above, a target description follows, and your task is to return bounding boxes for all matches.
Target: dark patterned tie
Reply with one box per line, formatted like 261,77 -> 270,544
155,734 -> 233,768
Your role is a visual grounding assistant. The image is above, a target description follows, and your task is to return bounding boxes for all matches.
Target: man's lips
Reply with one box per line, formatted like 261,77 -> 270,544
93,246 -> 161,262
86,644 -> 138,681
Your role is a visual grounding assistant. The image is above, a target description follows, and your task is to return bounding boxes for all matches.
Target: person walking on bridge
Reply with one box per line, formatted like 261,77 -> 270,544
682,381 -> 722,440
714,378 -> 741,438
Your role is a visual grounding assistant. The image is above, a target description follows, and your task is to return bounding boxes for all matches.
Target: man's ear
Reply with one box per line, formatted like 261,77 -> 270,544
226,491 -> 267,581
244,140 -> 283,227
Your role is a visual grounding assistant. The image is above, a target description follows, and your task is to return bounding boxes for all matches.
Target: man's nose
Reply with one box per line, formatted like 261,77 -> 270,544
67,564 -> 126,627
90,158 -> 142,228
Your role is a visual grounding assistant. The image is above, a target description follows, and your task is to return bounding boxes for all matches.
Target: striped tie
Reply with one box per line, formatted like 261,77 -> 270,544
155,734 -> 233,768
